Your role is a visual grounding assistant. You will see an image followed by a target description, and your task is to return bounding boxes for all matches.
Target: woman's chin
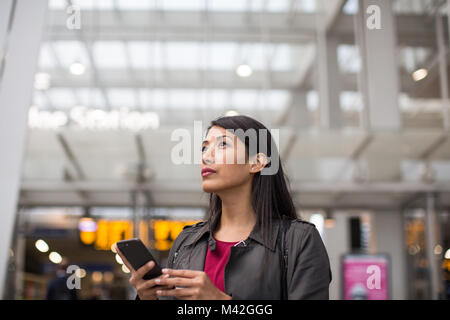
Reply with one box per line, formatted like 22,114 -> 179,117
201,182 -> 219,193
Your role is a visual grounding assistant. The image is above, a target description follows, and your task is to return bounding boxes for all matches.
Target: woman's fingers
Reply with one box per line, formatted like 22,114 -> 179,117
157,287 -> 197,298
161,268 -> 201,278
134,261 -> 156,280
128,261 -> 157,286
136,276 -> 171,291
155,276 -> 194,288
137,274 -> 169,290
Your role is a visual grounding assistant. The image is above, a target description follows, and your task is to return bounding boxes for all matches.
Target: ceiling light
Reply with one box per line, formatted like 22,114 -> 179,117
76,268 -> 87,279
35,239 -> 49,253
445,248 -> 450,259
412,68 -> 428,82
34,72 -> 51,90
224,110 -> 239,117
236,64 -> 253,77
434,244 -> 443,255
49,251 -> 62,264
104,272 -> 114,283
78,217 -> 97,232
92,271 -> 103,283
69,61 -> 85,75
122,264 -> 130,273
115,253 -> 124,265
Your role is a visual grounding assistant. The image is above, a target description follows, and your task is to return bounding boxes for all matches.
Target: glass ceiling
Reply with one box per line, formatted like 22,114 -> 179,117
48,0 -> 317,13
39,41 -> 301,71
32,0 -> 445,121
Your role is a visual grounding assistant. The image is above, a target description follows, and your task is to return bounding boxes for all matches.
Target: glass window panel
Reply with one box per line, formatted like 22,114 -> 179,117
107,89 -> 136,108
47,88 -> 77,109
76,88 -> 107,108
166,42 -> 200,69
209,43 -> 237,69
93,41 -> 127,69
38,43 -> 56,69
52,41 -> 90,69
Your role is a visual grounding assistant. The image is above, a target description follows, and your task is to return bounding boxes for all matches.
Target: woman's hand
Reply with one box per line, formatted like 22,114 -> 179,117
113,244 -> 174,300
154,268 -> 232,300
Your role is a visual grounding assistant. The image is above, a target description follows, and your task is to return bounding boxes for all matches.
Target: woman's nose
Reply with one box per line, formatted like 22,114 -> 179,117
202,146 -> 214,164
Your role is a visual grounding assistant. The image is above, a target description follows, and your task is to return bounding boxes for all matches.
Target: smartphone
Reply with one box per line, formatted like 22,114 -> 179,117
116,238 -> 163,280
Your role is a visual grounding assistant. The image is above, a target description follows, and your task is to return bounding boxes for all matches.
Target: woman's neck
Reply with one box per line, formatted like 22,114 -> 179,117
215,182 -> 256,240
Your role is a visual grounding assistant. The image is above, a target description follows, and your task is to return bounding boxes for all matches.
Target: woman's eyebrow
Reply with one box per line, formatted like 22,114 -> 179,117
202,135 -> 232,145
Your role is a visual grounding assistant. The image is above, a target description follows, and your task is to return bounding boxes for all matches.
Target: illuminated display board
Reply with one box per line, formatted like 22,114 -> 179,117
79,219 -> 201,251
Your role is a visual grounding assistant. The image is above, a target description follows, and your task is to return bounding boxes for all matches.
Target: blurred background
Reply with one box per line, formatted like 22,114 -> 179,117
0,0 -> 449,300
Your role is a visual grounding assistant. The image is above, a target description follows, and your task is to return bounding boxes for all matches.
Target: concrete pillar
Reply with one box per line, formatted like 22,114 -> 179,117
0,0 -> 48,298
284,92 -> 312,128
425,193 -> 444,299
323,211 -> 349,300
357,0 -> 401,131
372,210 -> 407,299
0,1 -> 13,62
316,30 -> 343,129
355,0 -> 402,182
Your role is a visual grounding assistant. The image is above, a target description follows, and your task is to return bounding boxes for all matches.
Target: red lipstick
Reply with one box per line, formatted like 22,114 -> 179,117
201,167 -> 216,177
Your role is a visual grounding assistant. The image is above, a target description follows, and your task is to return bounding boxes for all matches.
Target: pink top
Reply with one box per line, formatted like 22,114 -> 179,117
204,238 -> 239,293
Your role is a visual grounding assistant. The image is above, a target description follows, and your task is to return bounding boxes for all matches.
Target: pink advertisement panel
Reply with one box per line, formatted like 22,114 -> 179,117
342,254 -> 390,300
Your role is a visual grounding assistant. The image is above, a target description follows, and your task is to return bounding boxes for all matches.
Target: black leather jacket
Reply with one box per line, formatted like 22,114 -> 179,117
157,212 -> 332,300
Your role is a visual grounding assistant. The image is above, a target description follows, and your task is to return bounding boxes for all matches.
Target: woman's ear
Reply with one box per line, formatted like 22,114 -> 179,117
249,153 -> 269,173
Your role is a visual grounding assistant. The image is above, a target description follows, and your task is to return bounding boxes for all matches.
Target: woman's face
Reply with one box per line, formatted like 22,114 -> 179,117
201,126 -> 253,193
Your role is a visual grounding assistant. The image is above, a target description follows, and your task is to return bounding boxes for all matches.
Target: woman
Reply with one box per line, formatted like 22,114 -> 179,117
117,115 -> 332,300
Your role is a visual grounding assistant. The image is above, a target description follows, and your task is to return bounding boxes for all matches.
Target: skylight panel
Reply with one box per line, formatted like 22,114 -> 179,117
271,44 -> 291,71
32,91 -> 48,108
265,90 -> 291,109
140,89 -> 168,109
340,91 -> 363,111
209,90 -> 229,109
107,88 -> 137,108
127,42 -> 151,68
337,44 -> 361,73
231,90 -> 259,109
70,0 -> 95,10
162,0 -> 204,11
52,41 -> 90,69
210,0 -> 247,12
93,41 -> 128,69
266,0 -> 290,12
209,43 -> 237,70
116,0 -> 153,10
48,0 -> 66,10
298,0 -> 316,13
38,43 -> 56,69
76,88 -> 107,108
168,89 -> 198,108
47,88 -> 78,109
166,42 -> 200,69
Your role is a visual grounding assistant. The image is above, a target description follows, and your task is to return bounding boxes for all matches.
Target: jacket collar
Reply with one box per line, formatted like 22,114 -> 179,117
184,211 -> 281,252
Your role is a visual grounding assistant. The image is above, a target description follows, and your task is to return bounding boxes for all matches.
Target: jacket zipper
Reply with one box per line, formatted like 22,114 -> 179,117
283,250 -> 288,270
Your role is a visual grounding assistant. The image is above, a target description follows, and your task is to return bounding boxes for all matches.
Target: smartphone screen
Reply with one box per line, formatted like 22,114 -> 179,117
116,238 -> 163,280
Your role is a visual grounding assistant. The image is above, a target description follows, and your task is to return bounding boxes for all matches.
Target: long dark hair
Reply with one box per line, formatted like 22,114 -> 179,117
203,115 -> 299,271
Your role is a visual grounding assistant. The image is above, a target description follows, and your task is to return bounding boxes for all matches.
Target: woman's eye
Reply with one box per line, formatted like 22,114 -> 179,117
219,141 -> 227,147
201,146 -> 207,152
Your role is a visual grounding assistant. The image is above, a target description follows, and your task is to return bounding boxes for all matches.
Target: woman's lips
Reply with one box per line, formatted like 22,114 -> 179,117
202,171 -> 216,177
